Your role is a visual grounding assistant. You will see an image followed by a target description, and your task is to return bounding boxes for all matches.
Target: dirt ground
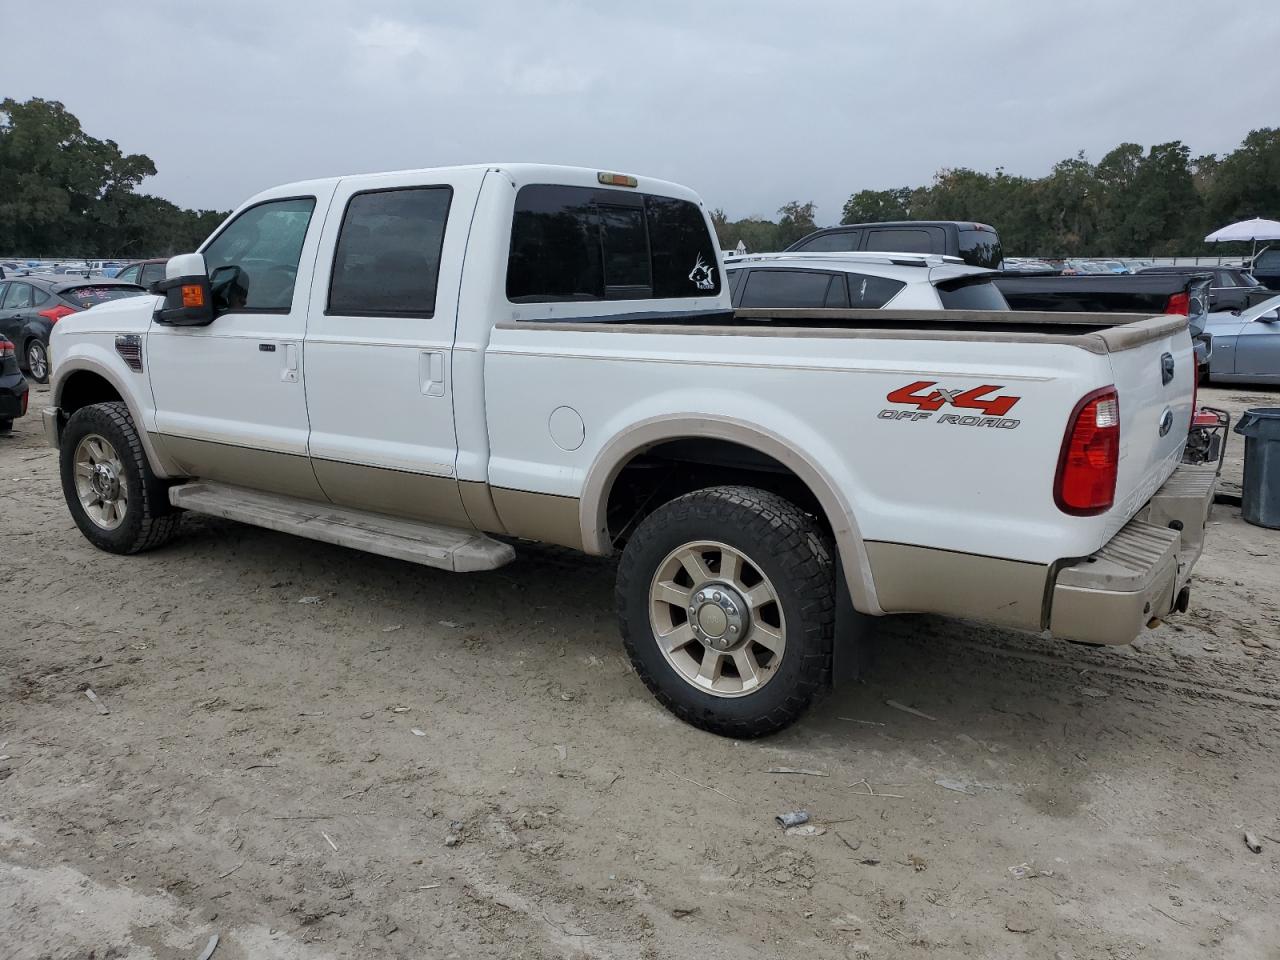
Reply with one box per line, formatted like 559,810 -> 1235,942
3,383 -> 1279,960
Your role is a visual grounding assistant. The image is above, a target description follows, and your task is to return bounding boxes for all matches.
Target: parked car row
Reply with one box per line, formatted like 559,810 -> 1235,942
0,275 -> 147,383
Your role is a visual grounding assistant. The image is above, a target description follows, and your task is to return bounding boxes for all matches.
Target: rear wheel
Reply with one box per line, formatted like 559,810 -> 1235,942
59,401 -> 181,554
616,485 -> 835,738
25,339 -> 49,383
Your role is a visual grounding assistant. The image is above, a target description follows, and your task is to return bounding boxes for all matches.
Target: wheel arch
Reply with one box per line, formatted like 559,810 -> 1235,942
581,415 -> 882,615
52,358 -> 181,479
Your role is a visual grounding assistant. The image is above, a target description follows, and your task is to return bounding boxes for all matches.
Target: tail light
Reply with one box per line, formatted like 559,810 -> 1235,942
0,339 -> 13,358
1164,291 -> 1189,316
1055,387 -> 1120,516
38,305 -> 77,324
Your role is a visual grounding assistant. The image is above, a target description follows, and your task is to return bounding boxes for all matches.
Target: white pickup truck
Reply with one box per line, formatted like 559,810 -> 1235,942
44,164 -> 1215,737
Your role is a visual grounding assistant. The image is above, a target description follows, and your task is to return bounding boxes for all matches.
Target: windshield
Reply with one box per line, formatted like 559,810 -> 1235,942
62,286 -> 147,308
958,228 -> 1003,269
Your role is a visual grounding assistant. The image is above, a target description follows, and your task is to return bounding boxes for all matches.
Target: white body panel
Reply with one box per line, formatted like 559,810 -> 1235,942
49,163 -> 1196,624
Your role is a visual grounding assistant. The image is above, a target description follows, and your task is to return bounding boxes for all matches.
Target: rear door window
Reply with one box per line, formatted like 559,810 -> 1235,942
738,270 -> 835,308
791,230 -> 861,252
327,186 -> 453,317
864,227 -> 938,255
507,185 -> 720,303
2,283 -> 33,309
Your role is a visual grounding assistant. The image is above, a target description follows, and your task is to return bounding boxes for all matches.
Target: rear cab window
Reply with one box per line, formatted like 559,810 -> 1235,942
507,185 -> 720,304
790,230 -> 861,252
864,227 -> 938,255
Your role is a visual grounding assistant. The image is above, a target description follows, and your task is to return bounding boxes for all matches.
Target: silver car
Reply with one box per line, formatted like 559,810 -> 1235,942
1202,295 -> 1280,385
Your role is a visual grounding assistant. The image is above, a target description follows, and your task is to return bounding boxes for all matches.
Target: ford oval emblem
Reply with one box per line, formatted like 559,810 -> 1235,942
1158,408 -> 1174,437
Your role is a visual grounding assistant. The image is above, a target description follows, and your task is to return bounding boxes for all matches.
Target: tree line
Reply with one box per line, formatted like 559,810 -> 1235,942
0,98 -> 226,259
713,129 -> 1280,257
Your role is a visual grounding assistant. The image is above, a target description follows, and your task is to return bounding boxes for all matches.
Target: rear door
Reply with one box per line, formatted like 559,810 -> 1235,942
303,169 -> 481,526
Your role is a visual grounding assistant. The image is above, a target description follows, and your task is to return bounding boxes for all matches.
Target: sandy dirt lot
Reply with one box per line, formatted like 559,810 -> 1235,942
3,383 -> 1279,960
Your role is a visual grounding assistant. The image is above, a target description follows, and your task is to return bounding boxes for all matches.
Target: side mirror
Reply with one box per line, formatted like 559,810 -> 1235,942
153,253 -> 215,326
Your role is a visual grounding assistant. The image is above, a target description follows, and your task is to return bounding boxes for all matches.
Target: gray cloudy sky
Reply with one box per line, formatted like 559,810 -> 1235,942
5,0 -> 1277,223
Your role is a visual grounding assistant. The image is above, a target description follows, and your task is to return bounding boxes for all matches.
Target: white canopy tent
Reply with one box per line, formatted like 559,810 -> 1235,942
1204,217 -> 1280,262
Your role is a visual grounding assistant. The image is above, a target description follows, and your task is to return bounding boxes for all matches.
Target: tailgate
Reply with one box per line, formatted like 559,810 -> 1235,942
1103,320 -> 1195,533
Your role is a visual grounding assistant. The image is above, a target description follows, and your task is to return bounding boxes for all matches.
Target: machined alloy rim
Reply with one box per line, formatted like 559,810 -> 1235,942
73,433 -> 128,530
27,341 -> 48,381
648,540 -> 786,698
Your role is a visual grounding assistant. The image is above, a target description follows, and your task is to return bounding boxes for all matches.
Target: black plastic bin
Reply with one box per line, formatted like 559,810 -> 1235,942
1234,407 -> 1280,529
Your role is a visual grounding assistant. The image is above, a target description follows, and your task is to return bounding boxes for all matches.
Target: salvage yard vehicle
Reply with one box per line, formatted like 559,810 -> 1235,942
723,252 -> 1008,311
0,337 -> 29,432
0,275 -> 146,383
787,220 -> 1003,269
1201,294 -> 1280,385
43,164 -> 1215,737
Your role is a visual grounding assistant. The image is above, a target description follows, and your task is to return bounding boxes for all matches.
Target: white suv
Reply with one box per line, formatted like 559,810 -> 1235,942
724,252 -> 1009,311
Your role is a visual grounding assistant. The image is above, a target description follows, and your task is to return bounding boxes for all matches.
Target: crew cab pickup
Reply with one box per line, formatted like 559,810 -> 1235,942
44,164 -> 1215,737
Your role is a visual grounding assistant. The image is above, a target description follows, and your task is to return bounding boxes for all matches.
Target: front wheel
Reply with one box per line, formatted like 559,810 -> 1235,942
25,339 -> 49,383
616,485 -> 835,738
59,401 -> 181,554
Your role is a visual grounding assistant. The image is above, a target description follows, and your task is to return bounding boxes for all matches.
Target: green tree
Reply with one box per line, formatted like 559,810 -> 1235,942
774,200 -> 817,249
0,97 -> 225,256
841,187 -> 913,224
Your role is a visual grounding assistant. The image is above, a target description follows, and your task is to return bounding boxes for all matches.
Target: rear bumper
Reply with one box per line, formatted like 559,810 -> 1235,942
1048,463 -> 1216,645
0,374 -> 29,419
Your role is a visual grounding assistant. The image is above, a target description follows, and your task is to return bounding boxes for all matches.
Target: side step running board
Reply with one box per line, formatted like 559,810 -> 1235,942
169,482 -> 516,573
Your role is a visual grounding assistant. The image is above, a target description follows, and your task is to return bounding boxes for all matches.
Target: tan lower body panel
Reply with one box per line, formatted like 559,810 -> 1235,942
460,479 -> 508,535
866,540 -> 1049,632
491,487 -> 584,551
153,434 -> 327,501
311,458 -> 472,528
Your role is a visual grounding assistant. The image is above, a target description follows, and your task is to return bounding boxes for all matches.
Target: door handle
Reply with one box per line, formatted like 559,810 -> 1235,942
420,350 -> 445,397
281,342 -> 298,383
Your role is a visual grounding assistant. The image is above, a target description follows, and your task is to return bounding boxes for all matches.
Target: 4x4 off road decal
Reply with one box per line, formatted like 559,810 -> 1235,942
879,380 -> 1022,429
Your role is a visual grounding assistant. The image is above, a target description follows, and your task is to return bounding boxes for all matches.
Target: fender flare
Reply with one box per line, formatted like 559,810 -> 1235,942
579,414 -> 883,615
51,356 -> 182,479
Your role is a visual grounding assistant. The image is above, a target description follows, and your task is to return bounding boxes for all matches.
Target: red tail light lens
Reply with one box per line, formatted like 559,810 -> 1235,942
0,339 -> 13,358
1164,291 -> 1189,316
1055,387 -> 1120,515
38,305 -> 76,324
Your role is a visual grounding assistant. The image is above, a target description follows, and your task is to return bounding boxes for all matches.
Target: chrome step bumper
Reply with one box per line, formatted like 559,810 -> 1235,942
169,482 -> 516,573
1049,464 -> 1217,645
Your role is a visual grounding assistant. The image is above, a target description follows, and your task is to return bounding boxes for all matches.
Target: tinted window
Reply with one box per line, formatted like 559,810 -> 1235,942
936,277 -> 1009,310
959,229 -> 1002,269
116,265 -> 141,284
865,228 -> 935,254
202,197 -> 316,311
738,270 -> 834,308
791,230 -> 861,252
2,283 -> 33,309
1254,249 -> 1280,270
1213,270 -> 1237,288
328,187 -> 452,317
846,273 -> 906,307
32,288 -> 50,305
140,263 -> 166,287
598,204 -> 651,297
507,185 -> 720,303
727,268 -> 745,298
62,286 -> 147,308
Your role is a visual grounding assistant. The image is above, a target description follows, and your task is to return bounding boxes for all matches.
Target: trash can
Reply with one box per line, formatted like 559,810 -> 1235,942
1234,407 -> 1280,529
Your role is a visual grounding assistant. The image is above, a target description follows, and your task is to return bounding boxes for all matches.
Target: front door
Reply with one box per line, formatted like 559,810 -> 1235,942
303,170 -> 478,526
147,192 -> 332,498
1235,313 -> 1280,382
